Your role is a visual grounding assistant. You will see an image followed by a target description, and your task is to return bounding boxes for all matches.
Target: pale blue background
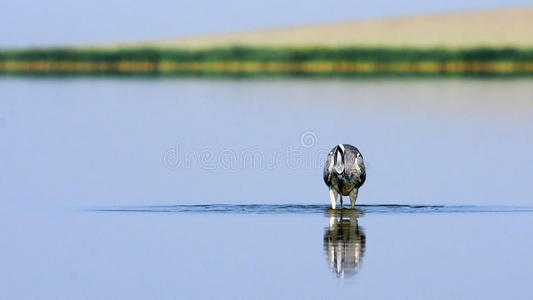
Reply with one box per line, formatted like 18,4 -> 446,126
0,77 -> 532,300
1,79 -> 532,208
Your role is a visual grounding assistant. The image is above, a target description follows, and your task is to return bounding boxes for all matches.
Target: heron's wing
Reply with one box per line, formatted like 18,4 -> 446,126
323,152 -> 334,185
355,153 -> 366,185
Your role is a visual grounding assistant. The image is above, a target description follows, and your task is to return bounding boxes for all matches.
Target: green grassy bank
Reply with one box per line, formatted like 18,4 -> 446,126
2,46 -> 533,76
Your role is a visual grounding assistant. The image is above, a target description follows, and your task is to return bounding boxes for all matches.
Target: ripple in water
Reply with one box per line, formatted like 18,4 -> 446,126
85,204 -> 533,214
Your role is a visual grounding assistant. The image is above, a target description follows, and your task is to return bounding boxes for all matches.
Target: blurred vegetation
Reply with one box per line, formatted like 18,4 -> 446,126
1,46 -> 533,76
3,46 -> 533,61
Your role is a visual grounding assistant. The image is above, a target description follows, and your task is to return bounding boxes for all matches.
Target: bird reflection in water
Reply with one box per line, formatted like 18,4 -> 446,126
323,209 -> 366,278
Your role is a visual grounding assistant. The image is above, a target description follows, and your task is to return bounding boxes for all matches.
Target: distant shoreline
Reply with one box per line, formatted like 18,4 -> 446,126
1,47 -> 533,77
150,8 -> 533,49
3,8 -> 533,77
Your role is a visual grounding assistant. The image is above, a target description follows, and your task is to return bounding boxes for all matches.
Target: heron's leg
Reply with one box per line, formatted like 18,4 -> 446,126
349,189 -> 359,208
329,187 -> 338,209
340,194 -> 343,208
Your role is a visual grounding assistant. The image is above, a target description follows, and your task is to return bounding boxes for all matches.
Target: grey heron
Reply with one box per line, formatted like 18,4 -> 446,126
323,144 -> 366,209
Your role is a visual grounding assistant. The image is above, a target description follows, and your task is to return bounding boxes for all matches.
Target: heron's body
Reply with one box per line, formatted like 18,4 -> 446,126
323,144 -> 366,209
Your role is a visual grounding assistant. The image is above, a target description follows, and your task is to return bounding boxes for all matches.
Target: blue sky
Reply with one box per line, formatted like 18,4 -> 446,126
1,0 -> 532,47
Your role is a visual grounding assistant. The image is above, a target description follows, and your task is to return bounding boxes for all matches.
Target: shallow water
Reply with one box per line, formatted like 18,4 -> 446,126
2,210 -> 533,299
1,79 -> 532,299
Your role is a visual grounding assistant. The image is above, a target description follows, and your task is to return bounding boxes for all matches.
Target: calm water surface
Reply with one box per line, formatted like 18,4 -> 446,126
1,79 -> 532,299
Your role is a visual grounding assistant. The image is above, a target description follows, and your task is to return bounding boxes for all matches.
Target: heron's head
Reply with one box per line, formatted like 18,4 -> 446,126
333,144 -> 345,175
